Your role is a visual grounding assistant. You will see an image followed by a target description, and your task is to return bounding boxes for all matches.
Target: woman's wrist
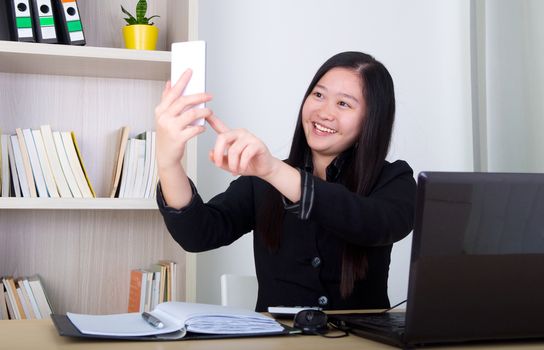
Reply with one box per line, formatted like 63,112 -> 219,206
259,157 -> 283,182
157,155 -> 185,173
158,161 -> 192,209
261,160 -> 302,203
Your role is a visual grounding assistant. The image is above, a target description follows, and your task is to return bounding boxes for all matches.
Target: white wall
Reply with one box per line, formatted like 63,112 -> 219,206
484,0 -> 544,173
194,0 -> 474,306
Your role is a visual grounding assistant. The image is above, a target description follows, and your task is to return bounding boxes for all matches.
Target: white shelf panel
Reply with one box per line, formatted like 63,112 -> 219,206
0,198 -> 159,210
0,41 -> 170,81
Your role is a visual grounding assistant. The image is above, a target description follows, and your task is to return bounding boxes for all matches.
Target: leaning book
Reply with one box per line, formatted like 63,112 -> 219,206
52,301 -> 297,341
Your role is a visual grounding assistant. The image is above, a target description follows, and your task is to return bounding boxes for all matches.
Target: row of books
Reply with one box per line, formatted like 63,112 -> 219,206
128,260 -> 177,313
0,126 -> 95,198
0,0 -> 85,45
1,275 -> 52,320
110,127 -> 159,199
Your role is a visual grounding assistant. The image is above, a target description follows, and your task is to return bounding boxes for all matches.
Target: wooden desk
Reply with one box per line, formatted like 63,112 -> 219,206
1,319 -> 543,350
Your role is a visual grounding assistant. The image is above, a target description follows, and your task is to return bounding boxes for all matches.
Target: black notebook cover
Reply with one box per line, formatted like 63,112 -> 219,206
51,314 -> 298,341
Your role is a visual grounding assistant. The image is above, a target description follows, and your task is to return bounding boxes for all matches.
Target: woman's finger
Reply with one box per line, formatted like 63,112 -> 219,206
213,131 -> 238,168
227,138 -> 249,174
207,114 -> 231,134
179,125 -> 206,143
155,82 -> 172,119
161,69 -> 193,110
239,143 -> 259,174
161,109 -> 211,145
161,80 -> 172,100
188,107 -> 214,124
170,93 -> 213,116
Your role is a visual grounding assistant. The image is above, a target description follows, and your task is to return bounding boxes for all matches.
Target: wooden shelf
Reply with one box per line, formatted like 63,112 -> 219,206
0,197 -> 158,210
0,40 -> 170,81
0,0 -> 197,314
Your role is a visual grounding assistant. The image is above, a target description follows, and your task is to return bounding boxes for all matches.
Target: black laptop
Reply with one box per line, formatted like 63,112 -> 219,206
329,171 -> 544,348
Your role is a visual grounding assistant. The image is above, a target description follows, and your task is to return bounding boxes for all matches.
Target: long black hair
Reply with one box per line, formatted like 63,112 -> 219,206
257,51 -> 396,298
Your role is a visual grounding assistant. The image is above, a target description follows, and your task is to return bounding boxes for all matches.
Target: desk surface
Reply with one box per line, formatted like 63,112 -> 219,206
1,320 -> 544,350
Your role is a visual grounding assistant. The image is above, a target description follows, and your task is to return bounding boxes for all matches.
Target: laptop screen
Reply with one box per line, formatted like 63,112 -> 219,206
405,172 -> 544,344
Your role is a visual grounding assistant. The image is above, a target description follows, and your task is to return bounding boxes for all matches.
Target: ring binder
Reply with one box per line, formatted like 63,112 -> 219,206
30,0 -> 58,43
52,0 -> 85,45
4,0 -> 36,42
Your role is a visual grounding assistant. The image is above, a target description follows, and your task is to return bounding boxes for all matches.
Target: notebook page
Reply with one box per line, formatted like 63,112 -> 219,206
66,312 -> 183,337
154,302 -> 283,334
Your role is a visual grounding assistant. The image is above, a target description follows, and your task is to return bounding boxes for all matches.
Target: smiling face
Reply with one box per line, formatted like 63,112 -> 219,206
302,67 -> 366,167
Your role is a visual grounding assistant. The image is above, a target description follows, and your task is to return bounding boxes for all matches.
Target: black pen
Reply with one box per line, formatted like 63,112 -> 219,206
142,311 -> 164,329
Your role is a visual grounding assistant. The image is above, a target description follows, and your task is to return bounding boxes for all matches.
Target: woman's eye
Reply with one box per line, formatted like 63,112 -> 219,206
313,91 -> 323,98
338,101 -> 351,108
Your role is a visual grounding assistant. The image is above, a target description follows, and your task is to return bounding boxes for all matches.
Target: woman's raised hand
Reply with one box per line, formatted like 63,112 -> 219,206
155,69 -> 213,171
207,115 -> 280,179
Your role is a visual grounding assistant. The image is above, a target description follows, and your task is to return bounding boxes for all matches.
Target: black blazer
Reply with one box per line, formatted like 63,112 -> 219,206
157,160 -> 416,312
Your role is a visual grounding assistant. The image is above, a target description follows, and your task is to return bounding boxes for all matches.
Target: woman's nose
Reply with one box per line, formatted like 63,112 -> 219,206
317,102 -> 335,120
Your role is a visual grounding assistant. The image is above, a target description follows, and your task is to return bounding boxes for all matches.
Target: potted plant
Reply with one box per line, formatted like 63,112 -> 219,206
121,0 -> 160,50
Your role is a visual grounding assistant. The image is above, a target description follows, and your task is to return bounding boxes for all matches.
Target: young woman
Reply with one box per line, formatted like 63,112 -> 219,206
155,51 -> 416,311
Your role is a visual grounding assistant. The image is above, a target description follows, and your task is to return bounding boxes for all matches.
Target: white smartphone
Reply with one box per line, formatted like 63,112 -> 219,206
171,40 -> 206,126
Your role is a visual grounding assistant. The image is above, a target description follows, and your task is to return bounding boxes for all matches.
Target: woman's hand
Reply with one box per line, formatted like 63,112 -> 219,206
206,115 -> 280,178
206,115 -> 302,203
155,69 -> 213,171
155,69 -> 213,209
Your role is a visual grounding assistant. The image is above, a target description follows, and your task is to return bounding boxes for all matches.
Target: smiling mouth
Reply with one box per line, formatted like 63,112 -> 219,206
313,122 -> 337,134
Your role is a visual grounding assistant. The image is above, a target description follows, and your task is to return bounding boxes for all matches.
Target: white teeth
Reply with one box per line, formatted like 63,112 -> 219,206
314,122 -> 337,134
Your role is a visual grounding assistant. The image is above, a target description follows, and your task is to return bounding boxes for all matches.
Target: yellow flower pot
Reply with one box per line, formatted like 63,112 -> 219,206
123,24 -> 159,50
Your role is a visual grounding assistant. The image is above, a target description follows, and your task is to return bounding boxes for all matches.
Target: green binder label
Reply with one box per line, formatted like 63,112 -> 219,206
39,16 -> 55,27
16,17 -> 32,29
67,20 -> 83,32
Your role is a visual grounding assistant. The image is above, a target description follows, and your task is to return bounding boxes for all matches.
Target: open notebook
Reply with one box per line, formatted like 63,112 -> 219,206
52,301 -> 297,341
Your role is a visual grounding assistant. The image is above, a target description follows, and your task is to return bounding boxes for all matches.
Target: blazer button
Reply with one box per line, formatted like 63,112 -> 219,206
311,257 -> 321,268
318,296 -> 328,306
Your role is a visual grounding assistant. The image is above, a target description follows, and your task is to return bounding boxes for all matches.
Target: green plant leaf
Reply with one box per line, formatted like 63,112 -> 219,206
136,0 -> 147,23
120,5 -> 136,25
122,0 -> 158,25
144,16 -> 159,26
124,17 -> 137,25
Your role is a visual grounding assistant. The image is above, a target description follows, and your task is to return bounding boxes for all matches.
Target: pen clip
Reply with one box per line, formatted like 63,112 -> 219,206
142,311 -> 164,329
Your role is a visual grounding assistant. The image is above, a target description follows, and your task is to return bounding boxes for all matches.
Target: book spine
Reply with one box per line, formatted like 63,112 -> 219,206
1,134 -> 11,197
52,131 -> 82,198
117,139 -> 132,198
61,131 -> 92,198
7,138 -> 22,197
28,277 -> 52,319
127,270 -> 143,313
70,131 -> 95,197
22,128 -> 48,197
5,278 -> 26,319
32,129 -> 60,198
22,279 -> 42,319
8,136 -> 21,197
2,278 -> 20,319
0,285 -> 9,319
16,286 -> 32,319
10,135 -> 29,197
4,291 -> 15,320
109,126 -> 130,198
15,128 -> 37,197
143,131 -> 156,198
40,125 -> 72,198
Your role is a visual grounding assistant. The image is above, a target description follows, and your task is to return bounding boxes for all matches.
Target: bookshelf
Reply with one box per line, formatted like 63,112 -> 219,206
0,40 -> 171,79
0,0 -> 197,314
0,198 -> 159,210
